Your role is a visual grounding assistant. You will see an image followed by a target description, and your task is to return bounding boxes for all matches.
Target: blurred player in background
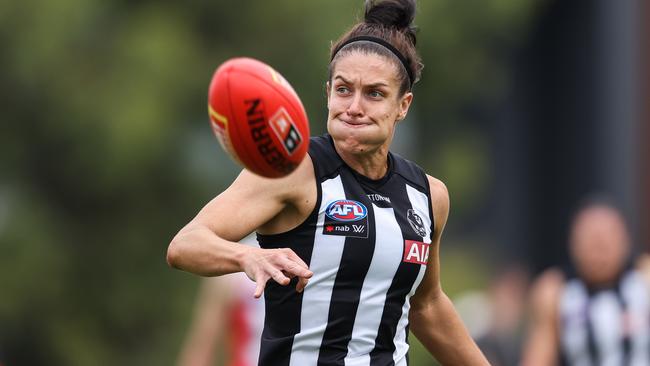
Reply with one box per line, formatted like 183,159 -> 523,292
452,263 -> 530,366
167,0 -> 489,364
521,199 -> 650,366
177,235 -> 263,366
475,264 -> 529,366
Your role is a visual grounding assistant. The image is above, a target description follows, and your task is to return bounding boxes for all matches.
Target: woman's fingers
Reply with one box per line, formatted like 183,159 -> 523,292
296,276 -> 309,293
284,249 -> 311,272
280,256 -> 313,279
254,279 -> 266,299
270,269 -> 291,285
245,247 -> 313,298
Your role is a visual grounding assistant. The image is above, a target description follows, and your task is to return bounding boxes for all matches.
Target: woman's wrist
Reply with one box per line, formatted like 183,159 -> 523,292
232,243 -> 255,274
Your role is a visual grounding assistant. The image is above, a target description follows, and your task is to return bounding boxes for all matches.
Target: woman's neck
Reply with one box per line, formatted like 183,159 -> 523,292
334,141 -> 390,180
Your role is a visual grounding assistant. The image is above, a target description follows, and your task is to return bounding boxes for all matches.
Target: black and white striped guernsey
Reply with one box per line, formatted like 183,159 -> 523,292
257,134 -> 434,366
559,269 -> 650,366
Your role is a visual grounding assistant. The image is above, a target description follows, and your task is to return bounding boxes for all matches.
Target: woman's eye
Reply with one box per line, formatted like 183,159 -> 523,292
369,90 -> 384,98
336,86 -> 350,94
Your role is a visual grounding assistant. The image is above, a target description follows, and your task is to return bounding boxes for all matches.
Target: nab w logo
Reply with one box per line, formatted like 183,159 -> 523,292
325,200 -> 367,222
403,240 -> 430,265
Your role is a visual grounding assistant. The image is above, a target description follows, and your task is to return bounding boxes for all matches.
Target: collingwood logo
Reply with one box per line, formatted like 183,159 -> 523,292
407,209 -> 428,238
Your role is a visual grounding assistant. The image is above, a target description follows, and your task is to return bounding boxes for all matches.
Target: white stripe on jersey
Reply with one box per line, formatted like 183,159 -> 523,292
343,205 -> 404,366
289,176 -> 347,366
622,272 -> 650,366
561,281 -> 591,366
406,184 -> 432,240
392,185 -> 432,364
590,292 -> 623,365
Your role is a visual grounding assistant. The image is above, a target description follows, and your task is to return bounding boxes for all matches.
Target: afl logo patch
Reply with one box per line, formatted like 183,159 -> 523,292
325,200 -> 367,222
407,209 -> 428,237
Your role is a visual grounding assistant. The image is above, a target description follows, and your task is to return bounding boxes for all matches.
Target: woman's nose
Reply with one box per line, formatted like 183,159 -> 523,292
346,92 -> 363,117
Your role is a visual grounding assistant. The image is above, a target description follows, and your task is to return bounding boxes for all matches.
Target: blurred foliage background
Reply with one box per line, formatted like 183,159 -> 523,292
1,0 -> 644,365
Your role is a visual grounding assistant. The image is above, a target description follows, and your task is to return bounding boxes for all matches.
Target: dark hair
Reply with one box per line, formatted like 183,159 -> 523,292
329,0 -> 423,95
572,193 -> 624,220
569,193 -> 629,235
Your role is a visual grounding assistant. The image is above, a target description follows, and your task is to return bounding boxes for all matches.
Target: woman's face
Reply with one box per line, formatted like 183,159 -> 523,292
570,206 -> 630,286
326,51 -> 413,155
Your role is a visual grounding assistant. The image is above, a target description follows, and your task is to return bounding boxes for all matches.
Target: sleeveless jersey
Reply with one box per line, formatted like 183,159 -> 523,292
559,269 -> 650,366
257,134 -> 434,366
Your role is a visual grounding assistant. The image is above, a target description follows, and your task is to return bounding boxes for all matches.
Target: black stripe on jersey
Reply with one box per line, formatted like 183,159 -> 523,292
585,298 -> 598,365
393,151 -> 434,237
317,168 -> 377,366
256,168 -> 323,366
614,284 -> 631,365
370,179 -> 427,366
405,324 -> 411,365
310,135 -> 344,180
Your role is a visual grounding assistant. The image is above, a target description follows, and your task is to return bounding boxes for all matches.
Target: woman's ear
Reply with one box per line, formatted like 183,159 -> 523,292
325,81 -> 331,102
398,92 -> 413,121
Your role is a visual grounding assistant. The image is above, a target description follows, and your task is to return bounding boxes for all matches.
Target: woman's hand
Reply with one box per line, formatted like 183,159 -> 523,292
240,246 -> 313,298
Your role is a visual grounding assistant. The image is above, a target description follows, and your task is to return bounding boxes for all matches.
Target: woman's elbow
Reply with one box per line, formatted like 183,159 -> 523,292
166,236 -> 185,269
166,224 -> 201,269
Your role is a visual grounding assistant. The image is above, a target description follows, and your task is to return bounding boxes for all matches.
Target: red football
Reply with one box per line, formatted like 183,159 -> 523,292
208,57 -> 310,178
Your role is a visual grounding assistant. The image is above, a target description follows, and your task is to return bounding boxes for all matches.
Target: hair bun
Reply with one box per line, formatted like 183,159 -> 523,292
364,0 -> 416,31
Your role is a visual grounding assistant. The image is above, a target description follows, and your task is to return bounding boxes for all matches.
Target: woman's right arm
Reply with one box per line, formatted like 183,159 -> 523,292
166,157 -> 315,297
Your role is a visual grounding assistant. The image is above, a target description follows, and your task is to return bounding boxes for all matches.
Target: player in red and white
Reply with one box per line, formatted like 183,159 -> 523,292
177,235 -> 264,366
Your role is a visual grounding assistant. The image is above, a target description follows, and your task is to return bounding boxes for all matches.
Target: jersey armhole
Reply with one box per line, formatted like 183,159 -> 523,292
421,170 -> 436,241
256,151 -> 323,241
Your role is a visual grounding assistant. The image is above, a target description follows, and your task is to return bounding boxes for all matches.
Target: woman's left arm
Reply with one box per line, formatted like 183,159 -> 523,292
408,176 -> 490,365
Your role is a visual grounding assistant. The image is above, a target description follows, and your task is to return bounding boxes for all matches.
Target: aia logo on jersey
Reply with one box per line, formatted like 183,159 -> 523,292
403,240 -> 429,265
325,200 -> 367,222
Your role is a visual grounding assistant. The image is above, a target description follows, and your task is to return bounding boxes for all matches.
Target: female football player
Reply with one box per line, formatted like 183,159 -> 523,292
168,1 -> 489,364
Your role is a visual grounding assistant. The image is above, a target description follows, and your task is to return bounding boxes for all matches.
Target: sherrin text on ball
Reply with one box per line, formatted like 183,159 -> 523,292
208,57 -> 310,178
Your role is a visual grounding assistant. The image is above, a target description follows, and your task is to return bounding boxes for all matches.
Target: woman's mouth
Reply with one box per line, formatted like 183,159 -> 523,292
339,118 -> 369,127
